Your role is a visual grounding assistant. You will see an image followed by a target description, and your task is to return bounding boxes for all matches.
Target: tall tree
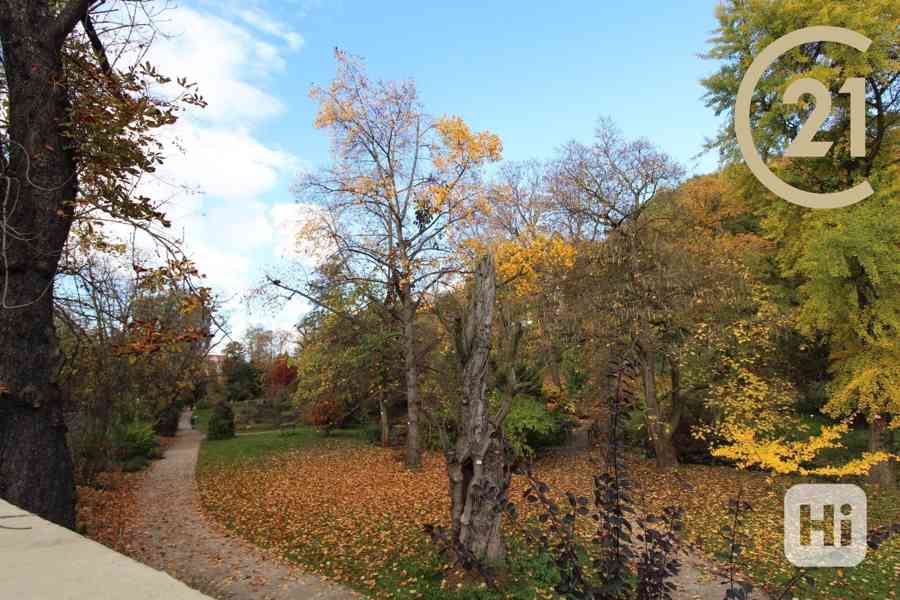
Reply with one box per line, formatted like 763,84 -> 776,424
0,0 -> 200,525
702,0 -> 900,485
281,50 -> 501,468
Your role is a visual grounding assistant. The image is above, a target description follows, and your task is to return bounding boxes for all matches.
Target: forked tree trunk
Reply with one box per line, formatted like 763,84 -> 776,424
447,256 -> 510,564
868,416 -> 896,488
0,2 -> 80,528
640,348 -> 678,469
402,296 -> 422,469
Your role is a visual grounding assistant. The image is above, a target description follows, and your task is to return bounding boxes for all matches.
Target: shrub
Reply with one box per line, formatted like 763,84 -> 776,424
154,404 -> 181,437
364,421 -> 382,445
504,395 -> 573,456
122,456 -> 149,472
69,430 -> 111,485
207,402 -> 236,440
110,421 -> 158,461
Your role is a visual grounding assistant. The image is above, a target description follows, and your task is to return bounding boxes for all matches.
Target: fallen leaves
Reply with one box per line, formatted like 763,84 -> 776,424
196,441 -> 899,600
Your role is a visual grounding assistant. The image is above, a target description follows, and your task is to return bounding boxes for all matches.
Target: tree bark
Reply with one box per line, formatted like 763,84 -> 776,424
402,296 -> 422,469
868,415 -> 896,488
640,348 -> 678,469
0,0 -> 82,528
447,255 -> 509,564
378,392 -> 390,448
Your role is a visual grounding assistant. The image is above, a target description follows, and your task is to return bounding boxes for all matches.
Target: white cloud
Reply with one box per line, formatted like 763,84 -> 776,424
235,8 -> 305,50
152,120 -> 299,201
117,4 -> 311,338
268,202 -> 331,266
149,6 -> 287,123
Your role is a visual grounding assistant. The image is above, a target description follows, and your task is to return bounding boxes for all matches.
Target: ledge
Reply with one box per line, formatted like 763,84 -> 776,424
0,498 -> 214,600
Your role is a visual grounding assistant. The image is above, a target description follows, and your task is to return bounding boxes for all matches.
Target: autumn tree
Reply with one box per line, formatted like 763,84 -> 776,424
702,0 -> 900,485
279,50 -> 501,468
292,265 -> 404,442
55,250 -> 214,482
0,0 -> 202,526
552,119 -> 690,468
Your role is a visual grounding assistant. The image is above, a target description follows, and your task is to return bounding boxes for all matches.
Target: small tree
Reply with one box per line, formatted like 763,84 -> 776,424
207,403 -> 235,441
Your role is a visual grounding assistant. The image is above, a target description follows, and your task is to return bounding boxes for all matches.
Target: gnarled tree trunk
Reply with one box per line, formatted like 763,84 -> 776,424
0,0 -> 86,528
447,255 -> 511,564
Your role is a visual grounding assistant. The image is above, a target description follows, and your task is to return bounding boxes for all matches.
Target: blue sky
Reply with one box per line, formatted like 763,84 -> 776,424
140,0 -> 725,338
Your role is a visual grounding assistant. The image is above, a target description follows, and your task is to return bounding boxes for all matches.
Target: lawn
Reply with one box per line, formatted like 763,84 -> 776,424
192,407 -> 212,433
196,430 -> 900,600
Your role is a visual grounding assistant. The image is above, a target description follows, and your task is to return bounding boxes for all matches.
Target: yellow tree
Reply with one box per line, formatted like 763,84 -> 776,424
281,51 -> 501,469
702,0 -> 900,485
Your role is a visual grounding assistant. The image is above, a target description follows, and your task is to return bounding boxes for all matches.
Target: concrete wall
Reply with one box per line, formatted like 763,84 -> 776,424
0,498 -> 214,600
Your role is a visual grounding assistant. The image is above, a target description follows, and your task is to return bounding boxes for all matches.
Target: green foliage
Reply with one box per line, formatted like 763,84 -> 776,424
222,342 -> 263,402
154,404 -> 181,437
110,421 -> 158,462
207,402 -> 236,441
122,456 -> 150,473
503,395 -> 571,456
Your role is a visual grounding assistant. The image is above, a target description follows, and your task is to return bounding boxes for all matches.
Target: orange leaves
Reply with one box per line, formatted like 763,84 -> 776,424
198,444 -> 450,593
76,471 -> 142,555
434,116 -> 503,169
197,438 -> 900,599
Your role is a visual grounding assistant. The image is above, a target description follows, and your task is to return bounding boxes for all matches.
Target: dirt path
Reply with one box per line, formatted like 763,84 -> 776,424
672,551 -> 766,600
129,410 -> 358,600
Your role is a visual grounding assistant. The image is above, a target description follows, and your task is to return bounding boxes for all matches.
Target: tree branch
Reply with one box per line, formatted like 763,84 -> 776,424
52,0 -> 101,46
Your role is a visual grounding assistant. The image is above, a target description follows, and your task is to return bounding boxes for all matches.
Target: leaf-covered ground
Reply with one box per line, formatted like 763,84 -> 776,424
197,429 -> 900,600
77,470 -> 143,554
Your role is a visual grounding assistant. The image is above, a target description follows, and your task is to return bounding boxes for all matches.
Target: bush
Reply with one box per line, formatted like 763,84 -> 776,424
110,421 -> 158,461
122,456 -> 149,472
207,402 -> 236,440
364,421 -> 382,445
504,395 -> 573,456
154,404 -> 181,437
69,430 -> 111,485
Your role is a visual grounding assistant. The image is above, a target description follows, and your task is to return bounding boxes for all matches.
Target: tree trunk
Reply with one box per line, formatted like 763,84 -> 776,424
0,3 -> 79,528
402,297 -> 422,469
447,255 -> 509,564
868,416 -> 896,488
669,361 -> 684,436
640,348 -> 678,469
378,393 -> 390,448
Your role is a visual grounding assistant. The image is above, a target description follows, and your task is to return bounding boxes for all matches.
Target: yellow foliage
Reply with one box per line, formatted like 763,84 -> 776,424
493,234 -> 576,297
434,116 -> 502,169
711,422 -> 893,477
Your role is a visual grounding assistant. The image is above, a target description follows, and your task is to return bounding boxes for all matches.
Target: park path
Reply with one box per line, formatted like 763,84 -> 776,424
129,410 -> 358,600
129,411 -> 761,600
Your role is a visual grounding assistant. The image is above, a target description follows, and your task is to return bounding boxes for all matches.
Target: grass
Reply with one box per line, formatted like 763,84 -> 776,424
192,407 -> 212,433
197,426 -> 367,473
196,430 -> 899,600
